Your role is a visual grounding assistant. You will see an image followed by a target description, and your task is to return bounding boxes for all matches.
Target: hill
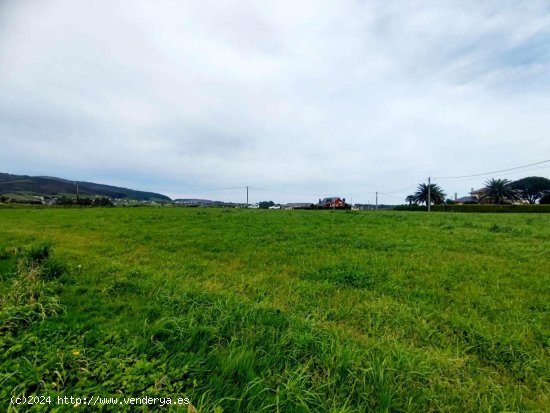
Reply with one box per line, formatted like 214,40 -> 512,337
0,172 -> 171,202
174,198 -> 217,205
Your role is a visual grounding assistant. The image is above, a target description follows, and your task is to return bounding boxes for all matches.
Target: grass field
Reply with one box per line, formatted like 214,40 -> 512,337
1,207 -> 549,412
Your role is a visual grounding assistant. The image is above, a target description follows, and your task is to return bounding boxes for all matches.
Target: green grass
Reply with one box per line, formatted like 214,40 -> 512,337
0,208 -> 549,412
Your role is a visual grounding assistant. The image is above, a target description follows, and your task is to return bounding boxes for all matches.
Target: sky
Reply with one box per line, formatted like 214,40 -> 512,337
1,0 -> 549,204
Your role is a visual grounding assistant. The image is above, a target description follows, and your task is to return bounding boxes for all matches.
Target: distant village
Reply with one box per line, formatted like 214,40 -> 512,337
2,174 -> 549,208
174,197 -> 359,210
2,194 -> 389,210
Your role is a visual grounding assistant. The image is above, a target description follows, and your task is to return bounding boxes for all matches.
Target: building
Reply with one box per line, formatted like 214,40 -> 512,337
454,195 -> 479,204
467,187 -> 527,205
318,197 -> 350,209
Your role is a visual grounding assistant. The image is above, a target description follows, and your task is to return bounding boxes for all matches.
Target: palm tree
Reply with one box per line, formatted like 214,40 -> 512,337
405,195 -> 416,206
479,178 -> 520,204
414,183 -> 446,206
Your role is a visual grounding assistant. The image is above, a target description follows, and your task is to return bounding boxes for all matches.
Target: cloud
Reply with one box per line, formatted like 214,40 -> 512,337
1,0 -> 549,203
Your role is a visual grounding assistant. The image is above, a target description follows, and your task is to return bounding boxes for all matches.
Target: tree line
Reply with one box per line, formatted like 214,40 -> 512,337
406,176 -> 550,206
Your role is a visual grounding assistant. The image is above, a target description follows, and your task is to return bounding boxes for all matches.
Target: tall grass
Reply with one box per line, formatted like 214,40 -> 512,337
0,244 -> 65,333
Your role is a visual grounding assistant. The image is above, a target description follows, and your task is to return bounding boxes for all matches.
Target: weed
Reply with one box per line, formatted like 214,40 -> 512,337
305,263 -> 376,288
0,254 -> 64,333
25,242 -> 52,264
41,257 -> 67,280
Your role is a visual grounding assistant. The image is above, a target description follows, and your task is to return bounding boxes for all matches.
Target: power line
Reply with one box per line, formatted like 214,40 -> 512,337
432,164 -> 550,185
126,158 -> 550,204
433,159 -> 550,180
250,186 -> 355,198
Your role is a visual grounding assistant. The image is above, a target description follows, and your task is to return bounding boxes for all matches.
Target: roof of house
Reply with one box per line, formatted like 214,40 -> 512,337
455,196 -> 479,203
320,197 -> 341,203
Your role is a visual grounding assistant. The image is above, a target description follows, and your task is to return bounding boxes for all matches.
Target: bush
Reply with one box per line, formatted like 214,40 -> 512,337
77,197 -> 93,206
92,197 -> 113,207
57,196 -> 75,205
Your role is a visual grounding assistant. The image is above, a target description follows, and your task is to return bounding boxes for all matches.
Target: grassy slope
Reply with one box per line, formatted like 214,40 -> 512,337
0,173 -> 171,202
0,208 -> 549,412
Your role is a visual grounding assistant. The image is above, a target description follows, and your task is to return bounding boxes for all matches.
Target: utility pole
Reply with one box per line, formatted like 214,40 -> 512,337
246,186 -> 249,207
375,191 -> 378,211
427,177 -> 431,212
75,181 -> 80,203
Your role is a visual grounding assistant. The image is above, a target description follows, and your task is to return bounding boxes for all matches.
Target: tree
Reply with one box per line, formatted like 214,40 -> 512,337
259,201 -> 275,209
540,193 -> 550,204
405,195 -> 416,206
414,183 -> 446,206
77,197 -> 92,206
510,176 -> 550,204
56,196 -> 74,205
479,178 -> 520,205
92,197 -> 113,207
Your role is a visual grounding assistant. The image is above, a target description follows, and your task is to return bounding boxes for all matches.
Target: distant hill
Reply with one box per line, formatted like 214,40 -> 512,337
0,173 -> 171,202
174,198 -> 217,204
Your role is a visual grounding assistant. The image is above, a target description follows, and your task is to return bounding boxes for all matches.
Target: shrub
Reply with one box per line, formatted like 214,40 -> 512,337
92,197 -> 113,207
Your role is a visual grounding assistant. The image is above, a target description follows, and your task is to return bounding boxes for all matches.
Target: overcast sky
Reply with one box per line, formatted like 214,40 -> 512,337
1,0 -> 549,203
